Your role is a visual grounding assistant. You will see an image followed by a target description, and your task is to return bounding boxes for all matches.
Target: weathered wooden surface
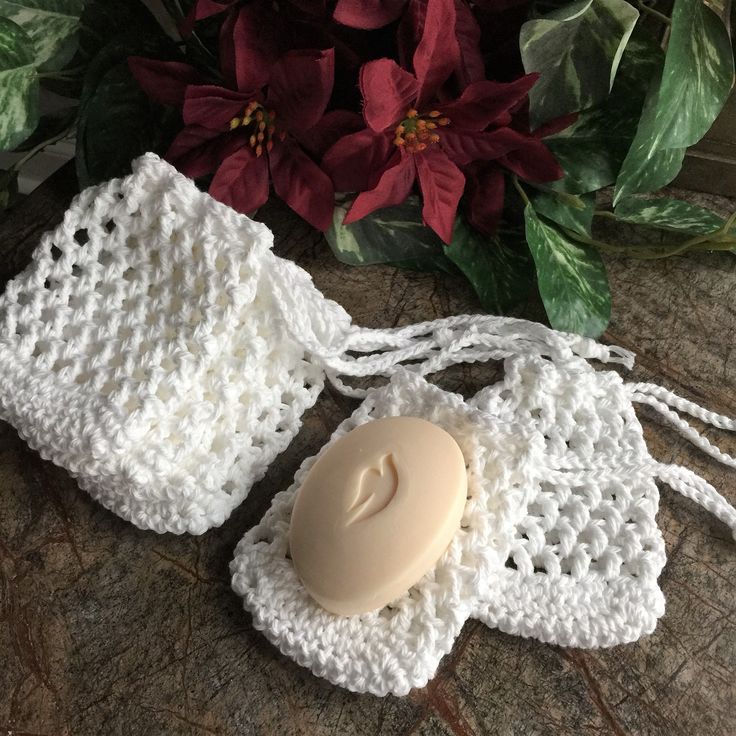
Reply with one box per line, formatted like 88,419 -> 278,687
1,166 -> 735,736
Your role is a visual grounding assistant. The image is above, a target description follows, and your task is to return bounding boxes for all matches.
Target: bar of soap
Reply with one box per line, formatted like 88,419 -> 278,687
289,416 -> 467,616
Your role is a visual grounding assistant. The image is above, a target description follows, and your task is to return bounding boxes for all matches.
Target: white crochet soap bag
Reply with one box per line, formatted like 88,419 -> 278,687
231,356 -> 736,697
0,154 -> 354,534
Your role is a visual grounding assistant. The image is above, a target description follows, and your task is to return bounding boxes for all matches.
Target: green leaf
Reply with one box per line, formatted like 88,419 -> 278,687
531,190 -> 595,235
612,69 -> 686,203
0,0 -> 84,71
12,104 -> 76,151
614,0 -> 735,203
614,197 -> 725,235
444,218 -> 535,314
326,199 -> 536,313
545,28 -> 664,194
326,196 -> 454,272
0,17 -> 39,151
520,0 -> 639,128
76,35 -> 179,187
524,204 -> 611,337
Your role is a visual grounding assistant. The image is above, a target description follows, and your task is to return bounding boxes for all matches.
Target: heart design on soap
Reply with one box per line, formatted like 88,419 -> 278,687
345,453 -> 399,526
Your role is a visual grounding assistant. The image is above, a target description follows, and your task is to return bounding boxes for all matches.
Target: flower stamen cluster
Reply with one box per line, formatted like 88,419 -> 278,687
230,102 -> 281,156
393,109 -> 448,152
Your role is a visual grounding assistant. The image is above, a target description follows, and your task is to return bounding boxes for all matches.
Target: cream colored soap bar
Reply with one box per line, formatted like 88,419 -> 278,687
289,416 -> 467,616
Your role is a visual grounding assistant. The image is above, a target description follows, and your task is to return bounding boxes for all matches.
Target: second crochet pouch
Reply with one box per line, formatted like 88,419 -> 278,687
231,360 -> 736,696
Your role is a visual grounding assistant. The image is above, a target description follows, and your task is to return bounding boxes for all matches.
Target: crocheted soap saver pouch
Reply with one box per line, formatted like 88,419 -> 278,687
231,370 -> 544,696
231,361 -> 736,696
0,154 -> 635,534
0,154 -> 351,534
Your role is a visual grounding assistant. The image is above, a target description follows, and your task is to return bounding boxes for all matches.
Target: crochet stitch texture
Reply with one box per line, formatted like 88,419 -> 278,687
0,154 -> 351,534
231,360 -> 669,696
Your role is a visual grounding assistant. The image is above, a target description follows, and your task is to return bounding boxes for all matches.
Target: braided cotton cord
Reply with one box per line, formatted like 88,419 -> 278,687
626,382 -> 736,539
301,314 -> 636,398
629,383 -> 736,468
656,463 -> 736,540
629,382 -> 736,431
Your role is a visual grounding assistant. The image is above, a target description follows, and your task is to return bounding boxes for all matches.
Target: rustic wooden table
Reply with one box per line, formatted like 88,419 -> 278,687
1,165 -> 736,736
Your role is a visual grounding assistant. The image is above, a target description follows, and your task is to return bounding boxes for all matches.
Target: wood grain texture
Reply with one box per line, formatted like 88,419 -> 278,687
0,166 -> 735,736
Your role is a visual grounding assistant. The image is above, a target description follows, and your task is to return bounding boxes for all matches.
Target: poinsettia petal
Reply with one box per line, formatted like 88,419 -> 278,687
298,110 -> 364,159
167,126 -> 221,177
360,59 -> 419,132
127,58 -> 201,107
219,4 -> 278,91
167,127 -> 247,179
323,129 -> 395,192
415,147 -> 464,244
454,0 -> 485,87
499,138 -> 563,183
413,0 -> 459,107
439,75 -> 539,131
333,0 -> 407,29
269,140 -> 335,231
267,49 -> 335,132
465,163 -> 505,236
210,147 -> 270,214
183,84 -> 252,130
344,152 -> 416,222
440,127 -> 528,165
398,0 -> 482,88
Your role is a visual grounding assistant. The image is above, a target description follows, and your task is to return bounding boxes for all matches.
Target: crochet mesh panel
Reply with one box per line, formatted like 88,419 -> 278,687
470,355 -> 666,648
0,154 -> 348,534
232,360 -> 669,695
230,370 -> 544,697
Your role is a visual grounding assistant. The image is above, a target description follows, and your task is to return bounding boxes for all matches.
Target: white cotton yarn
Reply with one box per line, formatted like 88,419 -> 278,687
2,153 -> 735,696
470,354 -> 666,649
0,154 -> 351,534
231,353 -> 736,696
231,369 -> 546,696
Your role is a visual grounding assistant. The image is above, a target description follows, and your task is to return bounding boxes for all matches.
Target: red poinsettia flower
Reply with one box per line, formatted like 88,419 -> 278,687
323,0 -> 559,243
130,49 -> 339,231
181,0 -> 330,105
464,110 -> 572,236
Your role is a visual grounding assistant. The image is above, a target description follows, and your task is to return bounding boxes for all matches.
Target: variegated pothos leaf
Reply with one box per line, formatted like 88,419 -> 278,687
545,29 -> 664,194
444,220 -> 535,314
614,197 -> 725,235
326,196 -> 455,272
531,191 -> 595,236
524,204 -> 611,337
614,0 -> 734,203
0,17 -> 39,151
327,198 -> 534,313
520,0 -> 639,128
0,0 -> 84,71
